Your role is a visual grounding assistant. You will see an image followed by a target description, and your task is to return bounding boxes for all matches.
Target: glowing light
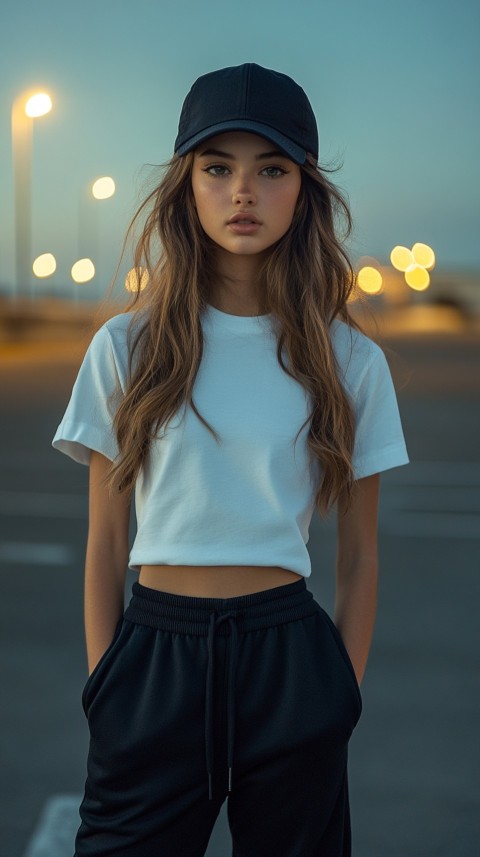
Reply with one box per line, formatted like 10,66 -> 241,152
32,253 -> 56,278
357,255 -> 382,268
390,246 -> 414,272
125,267 -> 149,293
412,242 -> 435,270
357,266 -> 383,295
92,176 -> 116,200
71,258 -> 95,283
405,264 -> 430,291
25,93 -> 52,118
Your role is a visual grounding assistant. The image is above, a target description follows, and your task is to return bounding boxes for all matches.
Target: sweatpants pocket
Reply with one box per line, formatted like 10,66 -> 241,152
81,617 -> 125,715
319,607 -> 363,714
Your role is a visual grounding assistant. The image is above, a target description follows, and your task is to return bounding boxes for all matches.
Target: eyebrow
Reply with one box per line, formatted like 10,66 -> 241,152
196,147 -> 290,161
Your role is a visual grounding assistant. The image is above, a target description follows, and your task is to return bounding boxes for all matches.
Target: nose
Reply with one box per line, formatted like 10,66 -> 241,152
232,178 -> 256,206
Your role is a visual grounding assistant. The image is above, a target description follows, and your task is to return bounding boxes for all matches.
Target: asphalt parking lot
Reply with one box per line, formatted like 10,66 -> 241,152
1,322 -> 479,857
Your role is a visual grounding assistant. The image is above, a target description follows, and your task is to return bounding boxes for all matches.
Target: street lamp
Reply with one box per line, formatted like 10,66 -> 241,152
390,243 -> 435,296
92,176 -> 115,200
33,253 -> 57,278
357,266 -> 384,296
125,267 -> 149,294
25,93 -> 52,119
78,176 -> 116,300
71,258 -> 95,283
11,89 -> 53,298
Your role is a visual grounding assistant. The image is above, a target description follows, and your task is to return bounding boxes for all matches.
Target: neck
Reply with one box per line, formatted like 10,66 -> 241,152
208,248 -> 270,316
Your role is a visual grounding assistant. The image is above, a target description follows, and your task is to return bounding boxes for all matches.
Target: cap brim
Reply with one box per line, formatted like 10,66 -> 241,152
175,120 -> 306,165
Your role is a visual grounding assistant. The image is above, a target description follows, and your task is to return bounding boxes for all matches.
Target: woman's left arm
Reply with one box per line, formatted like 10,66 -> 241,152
334,473 -> 380,687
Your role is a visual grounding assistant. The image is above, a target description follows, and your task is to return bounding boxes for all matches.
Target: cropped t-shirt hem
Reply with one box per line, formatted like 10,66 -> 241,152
128,558 -> 313,578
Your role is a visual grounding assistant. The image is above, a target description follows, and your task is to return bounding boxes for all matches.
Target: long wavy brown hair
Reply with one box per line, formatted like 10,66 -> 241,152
108,150 -> 364,515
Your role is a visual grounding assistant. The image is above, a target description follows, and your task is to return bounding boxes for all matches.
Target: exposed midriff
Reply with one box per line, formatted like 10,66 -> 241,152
138,564 -> 302,598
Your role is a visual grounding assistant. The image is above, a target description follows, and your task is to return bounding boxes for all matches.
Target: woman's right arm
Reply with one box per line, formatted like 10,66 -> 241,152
84,450 -> 131,675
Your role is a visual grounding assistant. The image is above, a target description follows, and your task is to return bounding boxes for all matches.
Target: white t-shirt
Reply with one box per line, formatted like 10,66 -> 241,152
52,305 -> 409,577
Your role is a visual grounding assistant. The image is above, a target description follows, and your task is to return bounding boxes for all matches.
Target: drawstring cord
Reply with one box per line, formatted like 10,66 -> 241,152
205,611 -> 239,800
124,579 -> 312,804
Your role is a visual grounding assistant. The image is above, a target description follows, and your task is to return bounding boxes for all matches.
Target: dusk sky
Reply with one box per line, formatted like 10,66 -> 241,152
0,0 -> 479,300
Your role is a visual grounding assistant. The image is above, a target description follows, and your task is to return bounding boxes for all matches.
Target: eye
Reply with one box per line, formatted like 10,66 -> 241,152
203,164 -> 230,177
261,166 -> 287,178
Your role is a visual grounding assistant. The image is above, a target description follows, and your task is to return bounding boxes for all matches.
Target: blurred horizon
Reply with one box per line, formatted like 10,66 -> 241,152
1,0 -> 479,302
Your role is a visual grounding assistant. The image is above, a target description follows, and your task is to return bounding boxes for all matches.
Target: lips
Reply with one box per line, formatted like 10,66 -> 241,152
227,213 -> 262,225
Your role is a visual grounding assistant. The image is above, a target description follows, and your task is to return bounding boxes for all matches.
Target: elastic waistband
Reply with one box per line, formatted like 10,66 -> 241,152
125,577 -> 318,636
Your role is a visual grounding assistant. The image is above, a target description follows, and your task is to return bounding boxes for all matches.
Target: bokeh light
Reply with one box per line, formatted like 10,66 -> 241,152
25,93 -> 52,118
390,246 -> 414,272
92,176 -> 116,200
125,267 -> 149,293
32,253 -> 56,278
412,242 -> 435,269
71,258 -> 95,283
357,266 -> 383,295
405,264 -> 430,291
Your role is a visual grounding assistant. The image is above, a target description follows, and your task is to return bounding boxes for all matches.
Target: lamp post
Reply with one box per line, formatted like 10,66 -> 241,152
78,176 -> 116,300
11,90 -> 52,298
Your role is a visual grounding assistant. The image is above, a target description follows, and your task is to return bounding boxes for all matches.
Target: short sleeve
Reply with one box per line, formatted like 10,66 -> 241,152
52,325 -> 125,465
350,347 -> 409,479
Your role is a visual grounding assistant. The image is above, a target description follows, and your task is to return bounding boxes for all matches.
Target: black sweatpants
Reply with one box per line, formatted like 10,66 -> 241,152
76,578 -> 362,857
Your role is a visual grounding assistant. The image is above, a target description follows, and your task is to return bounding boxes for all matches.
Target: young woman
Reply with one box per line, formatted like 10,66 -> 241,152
53,63 -> 409,857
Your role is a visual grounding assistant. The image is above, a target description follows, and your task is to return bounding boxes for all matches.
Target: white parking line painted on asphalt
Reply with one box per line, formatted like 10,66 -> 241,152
0,491 -> 87,518
22,794 -> 232,857
378,461 -> 480,539
380,511 -> 480,539
320,509 -> 480,540
23,795 -> 81,857
0,541 -> 74,565
383,461 -> 480,486
383,485 -> 480,511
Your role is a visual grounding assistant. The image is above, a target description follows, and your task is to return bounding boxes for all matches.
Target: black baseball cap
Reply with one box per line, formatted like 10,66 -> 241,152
174,63 -> 319,165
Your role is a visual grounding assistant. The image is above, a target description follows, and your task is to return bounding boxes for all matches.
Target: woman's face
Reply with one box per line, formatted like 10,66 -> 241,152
191,131 -> 302,259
